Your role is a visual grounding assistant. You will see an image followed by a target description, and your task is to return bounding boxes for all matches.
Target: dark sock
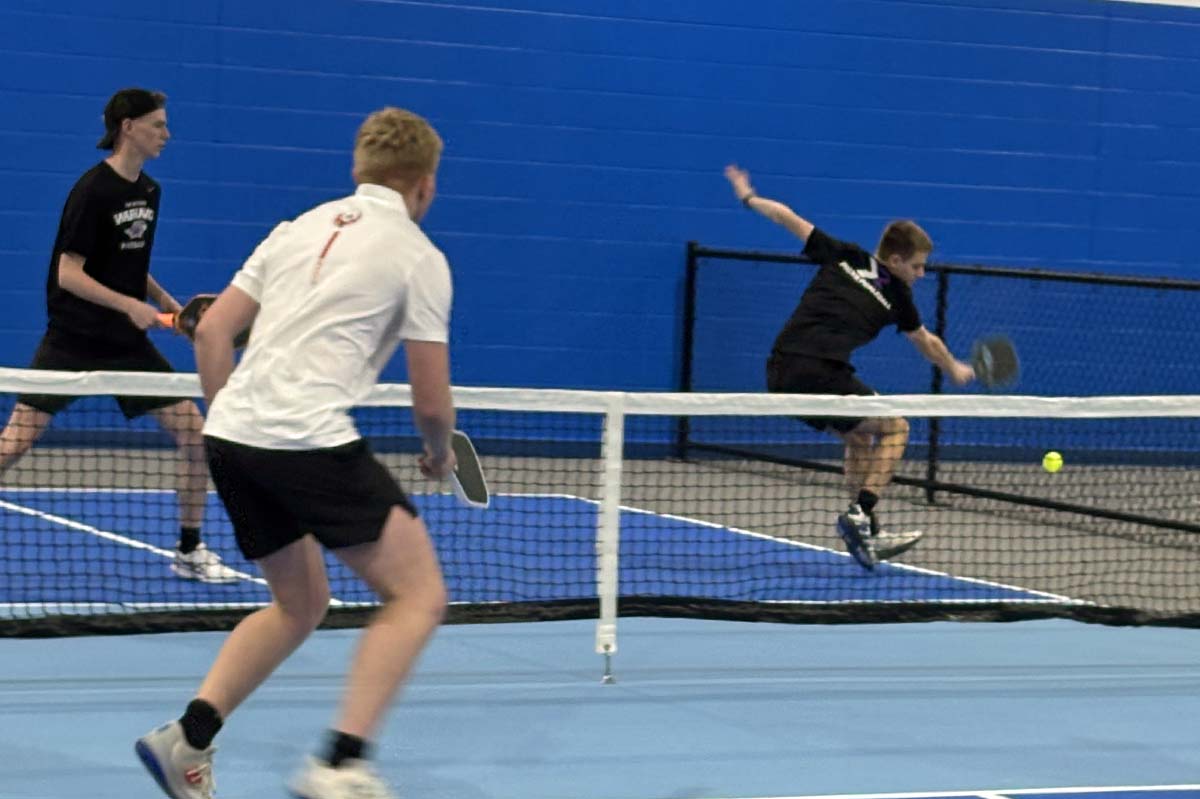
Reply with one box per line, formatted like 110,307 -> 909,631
179,698 -> 223,750
856,490 -> 879,514
323,730 -> 369,768
178,527 -> 201,554
856,491 -> 880,535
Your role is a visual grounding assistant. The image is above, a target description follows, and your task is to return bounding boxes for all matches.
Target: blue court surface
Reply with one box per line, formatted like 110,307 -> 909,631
0,488 -> 1065,615
777,787 -> 1200,791
1,616 -> 1198,798
14,488 -> 1196,797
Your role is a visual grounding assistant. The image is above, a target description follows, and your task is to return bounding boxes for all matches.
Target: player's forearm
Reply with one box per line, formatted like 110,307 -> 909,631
414,406 -> 455,458
917,332 -> 958,372
58,260 -> 139,315
412,383 -> 455,457
193,333 -> 236,407
146,276 -> 179,312
406,341 -> 455,456
744,196 -> 815,242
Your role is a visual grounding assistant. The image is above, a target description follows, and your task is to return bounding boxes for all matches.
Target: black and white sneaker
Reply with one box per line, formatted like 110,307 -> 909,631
836,504 -> 876,570
871,529 -> 924,561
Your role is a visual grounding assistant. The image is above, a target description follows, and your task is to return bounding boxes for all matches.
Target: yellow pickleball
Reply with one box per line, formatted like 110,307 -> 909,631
1042,451 -> 1063,473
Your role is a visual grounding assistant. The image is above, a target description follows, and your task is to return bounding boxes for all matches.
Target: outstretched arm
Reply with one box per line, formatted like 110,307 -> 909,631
723,164 -> 815,243
905,326 -> 974,386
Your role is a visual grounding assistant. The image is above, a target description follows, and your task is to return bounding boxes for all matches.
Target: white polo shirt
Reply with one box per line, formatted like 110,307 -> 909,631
204,183 -> 451,449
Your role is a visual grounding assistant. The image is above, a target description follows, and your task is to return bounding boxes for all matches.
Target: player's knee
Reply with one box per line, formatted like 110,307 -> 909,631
177,432 -> 205,458
842,428 -> 872,450
277,585 -> 330,631
381,567 -> 446,624
424,572 -> 448,625
300,594 -> 330,631
0,429 -> 36,465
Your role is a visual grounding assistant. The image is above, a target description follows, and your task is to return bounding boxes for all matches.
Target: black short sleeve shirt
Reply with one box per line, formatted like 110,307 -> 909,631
771,227 -> 922,364
45,161 -> 161,355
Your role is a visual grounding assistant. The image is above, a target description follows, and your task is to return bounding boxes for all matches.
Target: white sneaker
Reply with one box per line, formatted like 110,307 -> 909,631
872,529 -> 924,561
135,720 -> 217,799
289,756 -> 397,799
172,544 -> 241,584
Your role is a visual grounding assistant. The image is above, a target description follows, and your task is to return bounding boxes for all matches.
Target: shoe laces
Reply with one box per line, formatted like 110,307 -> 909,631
183,747 -> 217,797
188,546 -> 231,573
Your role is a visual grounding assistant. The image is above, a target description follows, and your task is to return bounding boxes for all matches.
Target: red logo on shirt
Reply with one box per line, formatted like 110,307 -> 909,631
334,210 -> 362,227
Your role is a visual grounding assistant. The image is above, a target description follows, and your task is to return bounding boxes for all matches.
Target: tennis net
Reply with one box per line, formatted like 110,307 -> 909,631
2,367 -> 1199,641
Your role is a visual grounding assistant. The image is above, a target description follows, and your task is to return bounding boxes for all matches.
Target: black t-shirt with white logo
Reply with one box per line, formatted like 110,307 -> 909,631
772,227 -> 922,364
45,161 -> 161,355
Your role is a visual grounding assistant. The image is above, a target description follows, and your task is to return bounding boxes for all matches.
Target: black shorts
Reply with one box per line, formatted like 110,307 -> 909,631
204,435 -> 419,561
17,335 -> 187,419
766,352 -> 876,434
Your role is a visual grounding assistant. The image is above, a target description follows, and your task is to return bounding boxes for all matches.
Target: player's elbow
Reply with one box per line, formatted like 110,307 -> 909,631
193,315 -> 218,345
193,314 -> 233,352
56,263 -> 82,291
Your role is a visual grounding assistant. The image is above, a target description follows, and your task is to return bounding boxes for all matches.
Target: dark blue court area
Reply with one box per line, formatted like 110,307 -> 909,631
1,489 -> 1063,618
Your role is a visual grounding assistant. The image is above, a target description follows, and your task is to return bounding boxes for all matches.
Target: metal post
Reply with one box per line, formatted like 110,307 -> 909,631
926,268 -> 949,504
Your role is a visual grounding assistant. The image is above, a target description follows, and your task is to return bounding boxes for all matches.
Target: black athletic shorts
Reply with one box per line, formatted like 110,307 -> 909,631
204,435 -> 419,561
766,351 -> 876,434
17,334 -> 187,419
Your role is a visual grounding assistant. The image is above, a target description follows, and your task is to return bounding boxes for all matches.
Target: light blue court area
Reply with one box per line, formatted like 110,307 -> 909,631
787,787 -> 1200,791
1,618 -> 1199,799
0,489 -> 1060,615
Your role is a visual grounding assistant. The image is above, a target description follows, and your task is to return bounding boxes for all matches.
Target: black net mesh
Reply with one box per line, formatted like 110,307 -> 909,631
3,370 -> 1199,636
686,247 -> 1200,396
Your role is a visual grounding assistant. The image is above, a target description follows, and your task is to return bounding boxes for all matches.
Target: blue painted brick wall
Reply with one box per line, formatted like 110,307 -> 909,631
0,0 -> 1197,390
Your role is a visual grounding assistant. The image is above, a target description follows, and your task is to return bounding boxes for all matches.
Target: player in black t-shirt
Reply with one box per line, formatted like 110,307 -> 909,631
0,88 -> 237,583
724,165 -> 975,570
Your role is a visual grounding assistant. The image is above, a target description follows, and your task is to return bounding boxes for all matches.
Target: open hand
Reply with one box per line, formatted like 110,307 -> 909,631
724,164 -> 754,202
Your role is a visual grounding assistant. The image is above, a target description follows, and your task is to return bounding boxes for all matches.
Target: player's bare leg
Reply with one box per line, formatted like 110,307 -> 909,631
836,416 -> 918,568
850,416 -> 908,497
136,536 -> 330,799
152,400 -> 238,583
195,536 -> 332,713
0,404 -> 52,477
330,506 -> 446,738
287,506 -> 446,798
151,400 -> 207,529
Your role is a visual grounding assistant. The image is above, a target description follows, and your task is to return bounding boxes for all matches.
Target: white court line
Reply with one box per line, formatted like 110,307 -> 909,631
0,488 -> 1082,605
0,497 -> 268,589
1108,0 -> 1200,7
0,488 -> 568,616
575,495 -> 1078,604
707,784 -> 1200,799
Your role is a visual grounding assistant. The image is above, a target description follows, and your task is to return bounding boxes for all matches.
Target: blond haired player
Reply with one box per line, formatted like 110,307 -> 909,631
136,107 -> 455,799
